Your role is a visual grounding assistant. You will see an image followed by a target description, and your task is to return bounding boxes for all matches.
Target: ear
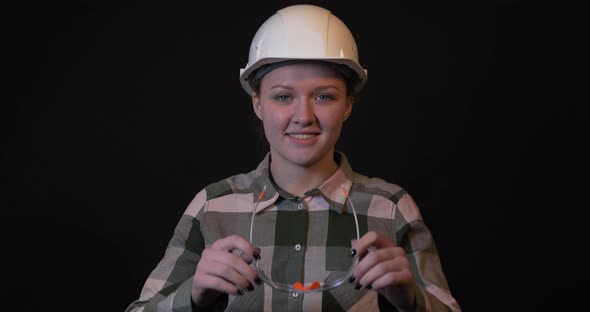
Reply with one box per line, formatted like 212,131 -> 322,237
252,92 -> 263,120
344,95 -> 354,120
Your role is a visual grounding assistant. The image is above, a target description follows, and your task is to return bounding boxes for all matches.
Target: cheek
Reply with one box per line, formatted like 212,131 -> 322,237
261,113 -> 284,138
263,109 -> 290,127
320,113 -> 345,130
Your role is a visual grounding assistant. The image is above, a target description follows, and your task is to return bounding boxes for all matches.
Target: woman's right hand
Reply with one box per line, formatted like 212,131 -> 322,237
191,235 -> 261,308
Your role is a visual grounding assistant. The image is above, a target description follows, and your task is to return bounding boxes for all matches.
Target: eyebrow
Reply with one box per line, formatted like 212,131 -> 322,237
269,84 -> 294,90
269,85 -> 341,91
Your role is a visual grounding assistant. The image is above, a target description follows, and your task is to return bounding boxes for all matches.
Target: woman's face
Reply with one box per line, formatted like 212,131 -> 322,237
252,63 -> 353,169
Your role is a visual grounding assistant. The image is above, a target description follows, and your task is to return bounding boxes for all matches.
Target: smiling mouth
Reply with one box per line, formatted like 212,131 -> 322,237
288,133 -> 318,139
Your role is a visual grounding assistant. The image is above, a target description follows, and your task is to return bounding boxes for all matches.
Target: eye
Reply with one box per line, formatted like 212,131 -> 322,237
316,93 -> 335,101
274,94 -> 291,102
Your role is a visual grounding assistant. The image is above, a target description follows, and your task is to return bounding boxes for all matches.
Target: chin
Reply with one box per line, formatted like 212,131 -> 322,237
288,150 -> 328,168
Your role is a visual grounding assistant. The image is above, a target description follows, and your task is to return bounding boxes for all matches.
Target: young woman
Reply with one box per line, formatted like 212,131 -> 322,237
126,4 -> 460,311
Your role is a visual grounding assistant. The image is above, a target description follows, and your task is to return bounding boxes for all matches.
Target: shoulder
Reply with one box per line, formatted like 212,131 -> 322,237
350,172 -> 423,221
204,169 -> 258,200
350,171 -> 407,204
338,151 -> 407,204
183,169 -> 258,217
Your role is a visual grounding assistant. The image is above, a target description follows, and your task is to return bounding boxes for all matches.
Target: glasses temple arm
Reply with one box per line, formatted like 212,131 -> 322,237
250,185 -> 267,242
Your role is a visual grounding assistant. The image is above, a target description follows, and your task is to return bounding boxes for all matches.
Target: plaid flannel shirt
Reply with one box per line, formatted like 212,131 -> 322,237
126,151 -> 461,311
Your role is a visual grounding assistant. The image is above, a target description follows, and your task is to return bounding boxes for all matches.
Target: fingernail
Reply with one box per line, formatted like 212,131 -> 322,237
255,277 -> 263,285
254,248 -> 261,260
247,285 -> 254,291
348,276 -> 355,283
350,249 -> 357,257
237,289 -> 244,296
354,282 -> 361,290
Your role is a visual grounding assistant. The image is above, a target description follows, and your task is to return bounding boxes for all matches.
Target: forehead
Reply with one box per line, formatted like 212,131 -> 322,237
260,63 -> 346,86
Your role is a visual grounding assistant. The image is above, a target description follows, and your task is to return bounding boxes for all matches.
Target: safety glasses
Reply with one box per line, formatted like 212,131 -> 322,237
249,185 -> 360,293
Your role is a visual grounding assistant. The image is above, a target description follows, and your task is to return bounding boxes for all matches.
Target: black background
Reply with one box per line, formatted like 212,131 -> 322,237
5,0 -> 586,311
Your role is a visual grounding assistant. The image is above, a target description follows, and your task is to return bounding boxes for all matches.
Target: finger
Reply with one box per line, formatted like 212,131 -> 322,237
194,268 -> 244,295
214,250 -> 260,288
369,269 -> 414,290
201,248 -> 259,290
210,235 -> 259,263
204,258 -> 254,291
356,255 -> 409,289
351,231 -> 394,258
353,247 -> 398,280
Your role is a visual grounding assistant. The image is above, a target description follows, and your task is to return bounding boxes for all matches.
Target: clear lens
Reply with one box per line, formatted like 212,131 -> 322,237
253,255 -> 359,293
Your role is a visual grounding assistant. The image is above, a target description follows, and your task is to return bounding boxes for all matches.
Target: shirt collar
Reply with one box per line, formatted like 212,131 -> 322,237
251,150 -> 354,214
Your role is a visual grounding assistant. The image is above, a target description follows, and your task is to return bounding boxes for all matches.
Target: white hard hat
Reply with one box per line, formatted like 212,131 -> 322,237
239,4 -> 368,95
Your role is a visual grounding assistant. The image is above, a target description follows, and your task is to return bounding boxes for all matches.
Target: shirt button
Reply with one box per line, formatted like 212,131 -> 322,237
294,244 -> 301,251
297,203 -> 304,209
292,292 -> 299,298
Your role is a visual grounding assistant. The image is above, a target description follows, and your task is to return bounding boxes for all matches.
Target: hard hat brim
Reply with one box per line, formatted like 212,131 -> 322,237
240,58 -> 367,96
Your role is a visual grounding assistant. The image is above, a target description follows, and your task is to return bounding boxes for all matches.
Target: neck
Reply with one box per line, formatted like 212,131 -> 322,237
270,152 -> 339,197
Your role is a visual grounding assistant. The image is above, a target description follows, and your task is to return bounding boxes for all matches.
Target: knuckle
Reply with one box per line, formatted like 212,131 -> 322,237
366,230 -> 378,241
211,239 -> 224,249
221,265 -> 233,277
373,261 -> 385,273
202,248 -> 212,257
393,245 -> 405,254
384,271 -> 397,283
227,234 -> 239,240
212,278 -> 227,292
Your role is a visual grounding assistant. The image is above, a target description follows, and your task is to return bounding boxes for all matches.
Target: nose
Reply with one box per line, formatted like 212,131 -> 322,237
292,97 -> 315,125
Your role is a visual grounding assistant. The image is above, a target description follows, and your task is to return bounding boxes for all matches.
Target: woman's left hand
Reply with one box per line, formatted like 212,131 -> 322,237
351,231 -> 416,309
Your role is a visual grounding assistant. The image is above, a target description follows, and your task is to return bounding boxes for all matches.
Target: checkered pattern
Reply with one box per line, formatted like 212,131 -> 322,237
126,151 -> 461,311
